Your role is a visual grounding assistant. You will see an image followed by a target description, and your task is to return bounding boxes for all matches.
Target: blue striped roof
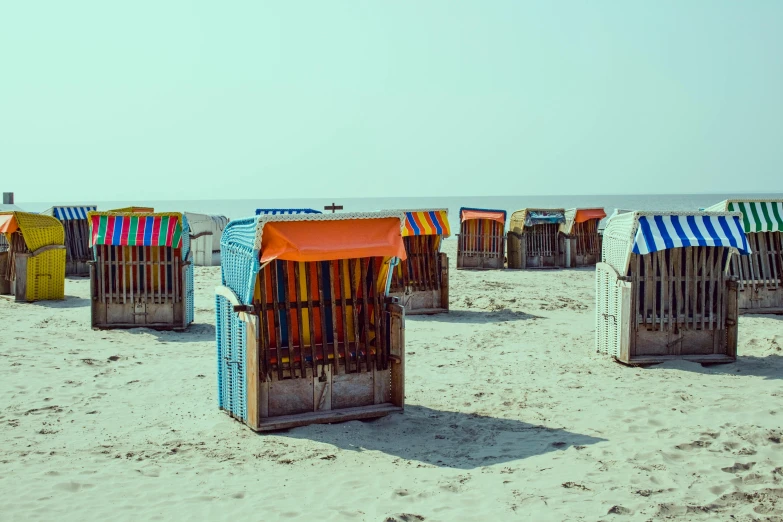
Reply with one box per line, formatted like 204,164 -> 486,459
255,208 -> 322,216
43,206 -> 97,221
632,214 -> 750,256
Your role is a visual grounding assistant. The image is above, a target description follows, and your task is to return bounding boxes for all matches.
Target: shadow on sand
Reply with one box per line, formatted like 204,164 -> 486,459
124,322 -> 216,343
277,404 -> 605,469
28,295 -> 91,309
648,354 -> 783,381
407,309 -> 542,325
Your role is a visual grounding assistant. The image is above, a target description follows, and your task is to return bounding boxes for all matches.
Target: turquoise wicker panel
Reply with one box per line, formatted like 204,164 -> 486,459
181,214 -> 195,325
220,217 -> 259,305
216,293 -> 246,420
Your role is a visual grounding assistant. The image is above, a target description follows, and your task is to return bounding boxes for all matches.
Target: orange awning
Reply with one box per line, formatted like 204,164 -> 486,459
260,217 -> 407,263
0,214 -> 18,234
574,208 -> 607,223
460,209 -> 506,224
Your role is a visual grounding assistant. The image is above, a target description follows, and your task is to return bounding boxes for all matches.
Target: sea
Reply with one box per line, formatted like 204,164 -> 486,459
20,193 -> 783,233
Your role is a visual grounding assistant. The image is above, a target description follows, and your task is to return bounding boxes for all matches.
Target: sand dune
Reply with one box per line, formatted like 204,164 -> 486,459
1,241 -> 781,521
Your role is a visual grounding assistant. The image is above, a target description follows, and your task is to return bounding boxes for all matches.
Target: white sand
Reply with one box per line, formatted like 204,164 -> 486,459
1,240 -> 782,521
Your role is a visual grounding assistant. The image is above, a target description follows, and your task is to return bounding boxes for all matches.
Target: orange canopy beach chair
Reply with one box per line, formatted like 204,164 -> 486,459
456,207 -> 506,270
216,211 -> 408,431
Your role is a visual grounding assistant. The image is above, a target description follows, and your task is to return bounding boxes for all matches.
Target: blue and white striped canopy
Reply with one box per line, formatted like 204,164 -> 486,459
632,214 -> 750,256
45,206 -> 97,221
255,208 -> 321,216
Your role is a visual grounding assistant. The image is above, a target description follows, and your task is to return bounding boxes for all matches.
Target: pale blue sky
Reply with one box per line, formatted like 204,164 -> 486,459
2,1 -> 781,202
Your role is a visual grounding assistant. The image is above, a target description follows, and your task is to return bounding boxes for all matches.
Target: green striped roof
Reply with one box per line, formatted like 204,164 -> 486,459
725,200 -> 783,233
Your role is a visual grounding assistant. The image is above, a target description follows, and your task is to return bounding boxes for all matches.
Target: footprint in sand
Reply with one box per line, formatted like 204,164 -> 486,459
53,481 -> 95,492
384,515 -> 425,522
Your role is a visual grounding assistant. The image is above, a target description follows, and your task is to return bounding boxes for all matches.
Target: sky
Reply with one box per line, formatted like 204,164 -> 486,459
1,1 -> 782,202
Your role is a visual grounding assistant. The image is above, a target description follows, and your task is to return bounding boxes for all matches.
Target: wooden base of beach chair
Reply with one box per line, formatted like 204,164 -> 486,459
241,366 -> 404,432
737,286 -> 783,315
91,301 -> 188,331
389,290 -> 448,315
456,254 -> 504,270
66,260 -> 90,277
615,354 -> 737,366
250,403 -> 403,432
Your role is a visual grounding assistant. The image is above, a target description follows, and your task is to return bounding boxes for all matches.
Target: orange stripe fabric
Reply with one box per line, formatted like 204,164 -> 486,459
0,214 -> 18,234
460,209 -> 506,225
260,218 -> 406,263
574,208 -> 606,223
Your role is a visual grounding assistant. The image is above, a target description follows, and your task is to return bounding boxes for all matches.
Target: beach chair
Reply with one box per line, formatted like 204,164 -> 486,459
88,210 -> 194,330
704,199 -> 783,314
596,210 -> 749,365
507,208 -> 566,269
184,212 -> 229,266
0,212 -> 66,302
456,207 -> 506,270
216,211 -> 407,431
41,206 -> 97,276
559,208 -> 607,268
389,209 -> 450,314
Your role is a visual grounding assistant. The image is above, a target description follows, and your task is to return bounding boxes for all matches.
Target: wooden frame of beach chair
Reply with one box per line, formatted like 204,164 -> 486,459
456,208 -> 506,270
0,212 -> 66,302
596,211 -> 749,365
184,212 -> 229,266
705,199 -> 783,314
559,208 -> 606,268
507,209 -> 566,269
388,209 -> 450,314
41,206 -> 97,276
88,210 -> 194,330
216,212 -> 407,431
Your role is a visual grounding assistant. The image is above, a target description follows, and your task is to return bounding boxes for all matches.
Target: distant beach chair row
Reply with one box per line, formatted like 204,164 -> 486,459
458,206 -> 608,270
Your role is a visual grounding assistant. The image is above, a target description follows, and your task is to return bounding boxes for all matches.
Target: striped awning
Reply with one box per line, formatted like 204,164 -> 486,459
44,206 -> 97,221
89,213 -> 183,248
727,201 -> 783,233
402,210 -> 450,237
256,208 -> 322,216
632,214 -> 750,256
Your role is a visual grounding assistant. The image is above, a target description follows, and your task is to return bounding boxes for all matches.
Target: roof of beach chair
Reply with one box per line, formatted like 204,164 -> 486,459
394,209 -> 450,238
255,208 -> 322,215
42,206 -> 97,221
0,211 -> 65,250
704,199 -> 783,233
560,208 -> 607,235
458,207 -> 506,225
602,210 -> 750,275
509,208 -> 566,234
88,210 -> 185,248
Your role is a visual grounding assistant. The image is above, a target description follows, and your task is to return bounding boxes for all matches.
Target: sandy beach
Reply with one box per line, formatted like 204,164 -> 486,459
1,240 -> 781,521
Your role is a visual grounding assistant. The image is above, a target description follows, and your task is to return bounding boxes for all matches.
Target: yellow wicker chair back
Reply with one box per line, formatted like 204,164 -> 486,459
11,213 -> 66,301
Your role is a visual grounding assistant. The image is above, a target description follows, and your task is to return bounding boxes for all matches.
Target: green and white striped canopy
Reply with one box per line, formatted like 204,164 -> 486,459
706,200 -> 783,233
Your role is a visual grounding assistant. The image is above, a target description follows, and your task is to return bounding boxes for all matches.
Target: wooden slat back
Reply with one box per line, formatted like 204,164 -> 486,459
630,246 -> 729,331
253,257 -> 392,379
